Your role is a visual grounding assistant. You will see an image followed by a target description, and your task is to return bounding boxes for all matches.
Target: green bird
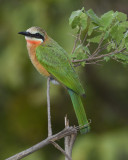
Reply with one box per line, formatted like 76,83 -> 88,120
19,26 -> 90,134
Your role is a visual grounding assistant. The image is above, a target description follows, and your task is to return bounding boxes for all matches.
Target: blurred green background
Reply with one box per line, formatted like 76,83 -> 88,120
0,0 -> 128,160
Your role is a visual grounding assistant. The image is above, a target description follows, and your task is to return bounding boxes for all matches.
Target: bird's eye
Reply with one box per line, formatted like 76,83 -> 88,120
35,33 -> 40,37
35,33 -> 44,41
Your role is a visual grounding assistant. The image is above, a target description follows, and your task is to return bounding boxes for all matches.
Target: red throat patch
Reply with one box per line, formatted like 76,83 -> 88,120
26,39 -> 42,45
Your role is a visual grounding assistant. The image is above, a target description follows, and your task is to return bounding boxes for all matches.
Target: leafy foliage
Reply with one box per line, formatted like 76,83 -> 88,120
69,8 -> 128,65
69,7 -> 88,31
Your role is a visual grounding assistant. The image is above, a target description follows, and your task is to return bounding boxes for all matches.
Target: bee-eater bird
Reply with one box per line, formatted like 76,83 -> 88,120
19,26 -> 90,134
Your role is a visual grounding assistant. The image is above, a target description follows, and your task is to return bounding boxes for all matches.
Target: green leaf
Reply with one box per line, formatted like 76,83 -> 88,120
81,61 -> 86,67
107,43 -> 112,52
83,46 -> 90,54
117,12 -> 127,21
104,56 -> 110,62
125,35 -> 128,50
87,34 -> 102,43
69,7 -> 87,30
76,52 -> 87,60
75,46 -> 88,60
70,53 -> 77,60
107,42 -> 116,52
88,22 -> 95,36
100,11 -> 115,30
111,20 -> 128,39
80,13 -> 88,30
118,38 -> 125,50
69,8 -> 84,28
75,44 -> 82,51
124,30 -> 128,38
119,21 -> 128,31
110,23 -> 119,40
86,9 -> 101,25
104,31 -> 110,39
115,53 -> 128,64
110,21 -> 128,44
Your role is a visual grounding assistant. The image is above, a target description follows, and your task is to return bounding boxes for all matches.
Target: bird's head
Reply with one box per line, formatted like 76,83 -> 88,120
18,26 -> 47,45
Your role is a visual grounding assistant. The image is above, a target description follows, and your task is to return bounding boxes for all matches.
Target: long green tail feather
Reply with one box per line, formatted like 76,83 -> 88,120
68,89 -> 90,134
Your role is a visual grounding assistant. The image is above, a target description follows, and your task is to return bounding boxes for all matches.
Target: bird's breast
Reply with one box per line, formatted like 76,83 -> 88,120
27,43 -> 50,77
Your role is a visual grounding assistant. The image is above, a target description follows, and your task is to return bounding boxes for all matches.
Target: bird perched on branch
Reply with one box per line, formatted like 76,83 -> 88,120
19,26 -> 90,134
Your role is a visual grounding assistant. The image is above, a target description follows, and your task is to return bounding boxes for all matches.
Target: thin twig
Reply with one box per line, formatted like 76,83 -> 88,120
82,32 -> 88,45
47,77 -> 52,137
94,43 -> 109,55
71,27 -> 82,54
47,79 -> 75,160
111,56 -> 124,64
51,141 -> 72,160
86,42 -> 90,48
71,35 -> 79,54
78,27 -> 82,44
92,33 -> 105,56
88,59 -> 105,64
65,116 -> 71,160
72,48 -> 126,63
74,59 -> 104,67
69,132 -> 77,150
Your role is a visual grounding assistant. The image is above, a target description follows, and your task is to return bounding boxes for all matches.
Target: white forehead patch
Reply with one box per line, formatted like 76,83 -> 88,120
26,27 -> 38,34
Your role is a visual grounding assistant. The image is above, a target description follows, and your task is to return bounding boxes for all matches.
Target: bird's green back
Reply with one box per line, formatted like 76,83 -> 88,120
36,38 -> 85,95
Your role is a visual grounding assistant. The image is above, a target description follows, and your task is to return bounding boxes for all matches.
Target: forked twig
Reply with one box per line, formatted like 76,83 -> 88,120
5,119 -> 90,160
5,127 -> 77,160
91,33 -> 105,57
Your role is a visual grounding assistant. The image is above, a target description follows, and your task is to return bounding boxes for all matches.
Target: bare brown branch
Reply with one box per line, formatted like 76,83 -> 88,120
47,77 -> 52,137
72,48 -> 126,64
65,116 -> 71,160
65,116 -> 77,160
6,127 -> 77,160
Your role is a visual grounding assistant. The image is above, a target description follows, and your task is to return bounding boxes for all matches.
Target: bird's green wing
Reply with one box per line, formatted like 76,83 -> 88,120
36,39 -> 85,95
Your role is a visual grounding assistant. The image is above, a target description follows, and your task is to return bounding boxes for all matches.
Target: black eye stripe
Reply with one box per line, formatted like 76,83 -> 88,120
27,32 -> 44,41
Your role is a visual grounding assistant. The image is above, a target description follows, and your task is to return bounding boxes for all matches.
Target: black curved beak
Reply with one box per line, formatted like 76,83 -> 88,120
18,31 -> 29,36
